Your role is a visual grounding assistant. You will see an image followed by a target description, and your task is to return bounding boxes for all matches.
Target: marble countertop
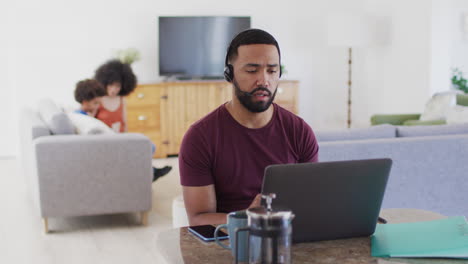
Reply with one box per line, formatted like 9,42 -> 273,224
155,209 -> 468,264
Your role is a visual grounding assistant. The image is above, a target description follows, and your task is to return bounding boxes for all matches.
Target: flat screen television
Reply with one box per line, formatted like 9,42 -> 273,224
159,16 -> 251,79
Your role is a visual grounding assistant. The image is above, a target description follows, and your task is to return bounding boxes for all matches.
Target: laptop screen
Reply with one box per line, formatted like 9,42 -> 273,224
262,158 -> 392,243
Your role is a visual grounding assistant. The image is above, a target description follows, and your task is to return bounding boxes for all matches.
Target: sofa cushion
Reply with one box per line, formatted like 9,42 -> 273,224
67,112 -> 115,135
37,99 -> 75,135
396,123 -> 468,137
445,105 -> 468,125
315,124 -> 396,142
420,92 -> 458,121
456,93 -> 468,106
21,108 -> 52,139
402,119 -> 446,126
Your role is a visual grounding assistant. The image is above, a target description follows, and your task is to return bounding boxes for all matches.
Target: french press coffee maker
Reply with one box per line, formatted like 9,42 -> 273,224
235,193 -> 295,264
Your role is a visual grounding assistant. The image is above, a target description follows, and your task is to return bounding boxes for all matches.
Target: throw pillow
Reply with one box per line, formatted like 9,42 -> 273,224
419,92 -> 458,121
37,98 -> 75,135
402,119 -> 446,126
67,113 -> 115,135
396,123 -> 468,137
446,105 -> 468,124
314,124 -> 396,142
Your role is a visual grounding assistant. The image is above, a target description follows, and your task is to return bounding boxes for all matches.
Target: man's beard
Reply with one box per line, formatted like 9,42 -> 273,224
233,79 -> 277,113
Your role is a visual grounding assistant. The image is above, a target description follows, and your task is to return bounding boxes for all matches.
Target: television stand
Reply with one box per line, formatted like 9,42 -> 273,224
200,76 -> 224,80
173,76 -> 225,81
175,76 -> 192,81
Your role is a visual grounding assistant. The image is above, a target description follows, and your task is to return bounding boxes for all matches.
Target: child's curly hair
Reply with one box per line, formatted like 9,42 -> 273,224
94,59 -> 137,96
74,79 -> 106,103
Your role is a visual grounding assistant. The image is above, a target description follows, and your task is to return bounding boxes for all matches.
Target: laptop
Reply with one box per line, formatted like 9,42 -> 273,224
261,158 -> 392,243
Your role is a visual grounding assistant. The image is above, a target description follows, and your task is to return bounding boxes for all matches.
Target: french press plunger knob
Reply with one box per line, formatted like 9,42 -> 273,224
261,193 -> 276,212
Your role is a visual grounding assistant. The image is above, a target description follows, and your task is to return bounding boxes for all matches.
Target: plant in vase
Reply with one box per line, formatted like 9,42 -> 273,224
114,47 -> 141,65
280,64 -> 287,76
451,68 -> 468,93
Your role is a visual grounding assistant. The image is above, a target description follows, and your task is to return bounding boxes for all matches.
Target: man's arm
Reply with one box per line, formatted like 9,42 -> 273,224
180,124 -> 227,226
298,120 -> 319,162
183,185 -> 226,226
183,186 -> 263,226
180,123 -> 262,226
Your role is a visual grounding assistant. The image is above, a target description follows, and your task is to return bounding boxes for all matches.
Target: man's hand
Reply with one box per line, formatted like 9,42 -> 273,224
248,193 -> 262,209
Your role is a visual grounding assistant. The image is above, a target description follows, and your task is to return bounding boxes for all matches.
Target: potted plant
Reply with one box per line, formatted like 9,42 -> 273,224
114,47 -> 141,65
451,68 -> 468,93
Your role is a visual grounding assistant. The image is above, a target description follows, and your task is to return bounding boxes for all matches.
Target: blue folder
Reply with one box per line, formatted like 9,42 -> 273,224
371,216 -> 468,259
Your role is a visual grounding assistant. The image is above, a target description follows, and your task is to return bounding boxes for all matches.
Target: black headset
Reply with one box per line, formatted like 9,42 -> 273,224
223,64 -> 235,83
223,45 -> 282,83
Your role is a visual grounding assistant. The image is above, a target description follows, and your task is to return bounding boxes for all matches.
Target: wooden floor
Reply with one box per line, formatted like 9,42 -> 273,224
0,157 -> 181,264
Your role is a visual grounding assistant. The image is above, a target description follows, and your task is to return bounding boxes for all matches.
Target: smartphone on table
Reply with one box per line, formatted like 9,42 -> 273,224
188,225 -> 229,242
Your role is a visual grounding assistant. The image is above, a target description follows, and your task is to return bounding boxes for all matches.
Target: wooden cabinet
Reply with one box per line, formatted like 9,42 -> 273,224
126,80 -> 298,158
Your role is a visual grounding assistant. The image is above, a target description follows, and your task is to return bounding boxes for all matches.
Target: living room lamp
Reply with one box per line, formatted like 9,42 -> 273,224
327,14 -> 377,128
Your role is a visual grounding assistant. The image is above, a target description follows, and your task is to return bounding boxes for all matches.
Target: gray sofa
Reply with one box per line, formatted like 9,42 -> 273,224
315,124 -> 468,217
19,99 -> 154,232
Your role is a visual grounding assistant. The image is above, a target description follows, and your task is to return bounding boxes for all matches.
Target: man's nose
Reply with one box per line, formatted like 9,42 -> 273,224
256,72 -> 269,87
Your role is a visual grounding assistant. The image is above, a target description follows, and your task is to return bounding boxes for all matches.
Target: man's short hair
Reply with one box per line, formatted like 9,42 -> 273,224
225,28 -> 281,66
74,79 -> 106,103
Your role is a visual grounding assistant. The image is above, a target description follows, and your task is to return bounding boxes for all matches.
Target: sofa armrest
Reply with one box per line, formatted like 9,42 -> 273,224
33,133 -> 153,217
370,114 -> 421,125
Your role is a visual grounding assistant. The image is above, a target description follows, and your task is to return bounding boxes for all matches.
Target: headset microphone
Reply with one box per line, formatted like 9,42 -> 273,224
241,90 -> 255,97
234,83 -> 271,98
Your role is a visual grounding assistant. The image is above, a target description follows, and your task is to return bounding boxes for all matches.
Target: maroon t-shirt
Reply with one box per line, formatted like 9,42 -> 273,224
179,103 -> 319,213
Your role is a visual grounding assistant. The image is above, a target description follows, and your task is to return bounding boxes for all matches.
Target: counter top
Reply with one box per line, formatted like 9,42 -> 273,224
155,209 -> 468,264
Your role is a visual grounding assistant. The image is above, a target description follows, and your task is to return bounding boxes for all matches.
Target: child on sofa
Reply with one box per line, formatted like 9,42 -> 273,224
74,79 -> 106,117
94,59 -> 134,133
93,60 -> 172,181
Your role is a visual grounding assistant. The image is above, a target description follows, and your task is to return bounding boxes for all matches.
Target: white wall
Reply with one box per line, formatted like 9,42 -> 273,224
365,0 -> 433,115
3,0 -> 458,157
350,0 -> 433,126
1,2 -> 16,158
430,0 -> 452,94
427,0 -> 468,94
450,0 -> 468,79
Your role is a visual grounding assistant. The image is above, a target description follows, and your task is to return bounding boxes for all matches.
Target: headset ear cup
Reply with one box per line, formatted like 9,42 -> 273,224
223,68 -> 231,82
224,64 -> 234,82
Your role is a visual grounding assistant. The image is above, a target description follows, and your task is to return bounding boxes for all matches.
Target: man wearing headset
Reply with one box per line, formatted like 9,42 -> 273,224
179,29 -> 319,225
